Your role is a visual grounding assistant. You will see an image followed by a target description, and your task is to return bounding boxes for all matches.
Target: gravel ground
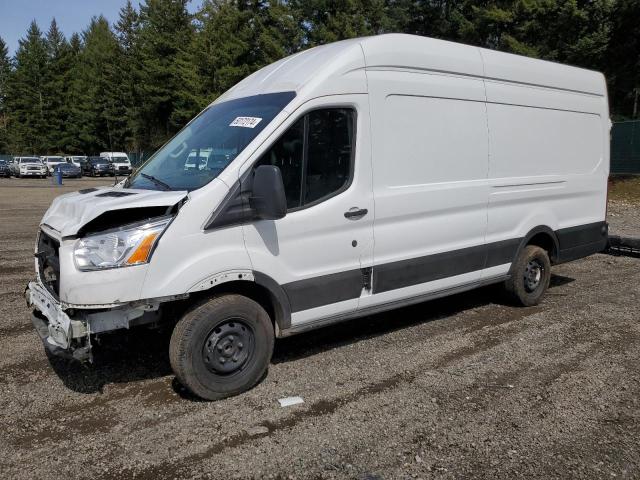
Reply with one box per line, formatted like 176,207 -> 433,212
0,177 -> 638,480
608,200 -> 640,238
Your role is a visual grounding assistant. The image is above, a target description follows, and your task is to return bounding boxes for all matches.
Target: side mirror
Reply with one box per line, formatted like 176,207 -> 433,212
251,165 -> 287,220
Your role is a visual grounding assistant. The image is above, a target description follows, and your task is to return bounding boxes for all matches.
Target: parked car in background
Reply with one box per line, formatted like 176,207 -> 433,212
100,152 -> 132,175
41,156 -> 65,175
84,156 -> 113,176
0,159 -> 10,178
13,157 -> 47,178
55,162 -> 82,178
65,155 -> 88,169
184,148 -> 212,171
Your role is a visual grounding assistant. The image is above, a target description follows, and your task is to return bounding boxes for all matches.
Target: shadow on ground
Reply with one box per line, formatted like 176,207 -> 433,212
45,274 -> 574,397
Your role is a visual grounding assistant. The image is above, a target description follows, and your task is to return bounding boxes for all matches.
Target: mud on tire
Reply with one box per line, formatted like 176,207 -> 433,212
169,294 -> 274,401
504,245 -> 551,307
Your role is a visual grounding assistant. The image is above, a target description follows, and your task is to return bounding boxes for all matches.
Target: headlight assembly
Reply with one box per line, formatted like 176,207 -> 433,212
74,216 -> 172,271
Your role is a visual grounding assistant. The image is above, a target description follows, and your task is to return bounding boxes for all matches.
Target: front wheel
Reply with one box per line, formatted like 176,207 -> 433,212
169,294 -> 274,401
504,245 -> 551,306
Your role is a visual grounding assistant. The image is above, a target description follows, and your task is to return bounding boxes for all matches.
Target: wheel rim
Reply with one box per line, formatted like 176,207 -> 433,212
524,258 -> 544,293
202,319 -> 254,375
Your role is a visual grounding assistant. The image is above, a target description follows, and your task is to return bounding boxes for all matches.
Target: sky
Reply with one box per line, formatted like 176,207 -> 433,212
0,0 -> 199,56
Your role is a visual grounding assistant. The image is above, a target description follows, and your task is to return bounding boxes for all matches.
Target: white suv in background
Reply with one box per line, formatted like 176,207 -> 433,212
41,156 -> 65,175
13,157 -> 47,178
100,152 -> 132,175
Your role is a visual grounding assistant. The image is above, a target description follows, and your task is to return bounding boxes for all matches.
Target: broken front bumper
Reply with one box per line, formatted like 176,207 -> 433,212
26,281 -> 91,361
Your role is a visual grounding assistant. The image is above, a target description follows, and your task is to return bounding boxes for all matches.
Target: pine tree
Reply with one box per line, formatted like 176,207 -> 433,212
115,0 -> 142,151
606,0 -> 640,118
289,0 -> 391,47
69,16 -> 125,153
6,21 -> 48,154
60,33 -> 86,153
194,0 -> 302,100
44,19 -> 72,152
136,0 -> 202,149
0,37 -> 12,153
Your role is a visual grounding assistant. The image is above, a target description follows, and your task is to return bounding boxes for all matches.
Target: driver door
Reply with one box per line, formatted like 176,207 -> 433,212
242,95 -> 374,326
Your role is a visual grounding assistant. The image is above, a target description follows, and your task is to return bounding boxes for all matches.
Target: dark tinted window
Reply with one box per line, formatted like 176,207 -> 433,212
305,109 -> 354,204
255,108 -> 354,210
257,117 -> 304,209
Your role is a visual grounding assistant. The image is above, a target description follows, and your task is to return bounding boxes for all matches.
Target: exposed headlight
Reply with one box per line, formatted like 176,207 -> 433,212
74,217 -> 172,271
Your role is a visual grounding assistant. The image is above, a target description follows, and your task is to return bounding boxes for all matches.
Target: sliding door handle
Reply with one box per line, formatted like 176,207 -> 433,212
344,207 -> 368,219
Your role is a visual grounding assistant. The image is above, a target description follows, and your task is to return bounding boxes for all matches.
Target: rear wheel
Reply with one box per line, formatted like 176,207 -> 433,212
504,245 -> 551,306
169,294 -> 274,401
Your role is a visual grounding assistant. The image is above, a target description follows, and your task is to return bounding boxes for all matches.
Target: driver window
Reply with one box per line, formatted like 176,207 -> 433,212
255,117 -> 304,209
255,108 -> 355,211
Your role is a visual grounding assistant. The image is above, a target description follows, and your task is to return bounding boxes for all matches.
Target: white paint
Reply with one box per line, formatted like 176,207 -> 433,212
278,396 -> 304,407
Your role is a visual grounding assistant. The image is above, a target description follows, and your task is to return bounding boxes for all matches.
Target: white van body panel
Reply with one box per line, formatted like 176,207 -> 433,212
363,68 -> 489,307
29,34 -> 610,356
41,188 -> 187,238
240,94 -> 374,326
216,38 -> 367,105
139,179 -> 253,299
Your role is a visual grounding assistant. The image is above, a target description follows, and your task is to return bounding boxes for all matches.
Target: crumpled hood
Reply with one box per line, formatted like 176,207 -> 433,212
41,187 -> 188,237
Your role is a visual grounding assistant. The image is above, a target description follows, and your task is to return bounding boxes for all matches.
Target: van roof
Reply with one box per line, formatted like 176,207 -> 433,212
215,33 -> 606,106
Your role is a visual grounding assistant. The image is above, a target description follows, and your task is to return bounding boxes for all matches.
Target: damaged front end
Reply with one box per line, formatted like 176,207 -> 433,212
27,186 -> 190,362
26,280 -> 187,362
27,281 -> 91,360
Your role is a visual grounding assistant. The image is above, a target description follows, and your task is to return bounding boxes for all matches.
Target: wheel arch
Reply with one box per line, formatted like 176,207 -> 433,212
509,226 -> 560,274
188,272 -> 291,335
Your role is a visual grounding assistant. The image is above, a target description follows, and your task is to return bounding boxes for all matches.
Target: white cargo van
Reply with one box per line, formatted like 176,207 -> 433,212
100,151 -> 132,175
27,34 -> 610,400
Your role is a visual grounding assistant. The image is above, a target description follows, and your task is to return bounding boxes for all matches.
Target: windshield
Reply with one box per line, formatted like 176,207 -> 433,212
126,91 -> 296,191
113,156 -> 129,162
91,158 -> 109,164
21,158 -> 41,163
46,157 -> 64,163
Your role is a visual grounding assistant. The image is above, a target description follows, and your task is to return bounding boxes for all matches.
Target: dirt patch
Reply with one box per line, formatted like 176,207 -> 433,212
0,177 -> 639,479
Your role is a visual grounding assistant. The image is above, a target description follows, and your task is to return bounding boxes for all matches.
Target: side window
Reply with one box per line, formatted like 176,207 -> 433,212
255,108 -> 354,210
256,117 -> 305,209
305,109 -> 354,204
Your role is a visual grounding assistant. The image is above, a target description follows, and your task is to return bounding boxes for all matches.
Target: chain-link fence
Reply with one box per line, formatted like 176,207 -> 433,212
611,120 -> 640,174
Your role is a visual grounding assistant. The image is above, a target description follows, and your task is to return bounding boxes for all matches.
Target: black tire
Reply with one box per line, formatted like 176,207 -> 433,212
504,245 -> 551,306
169,294 -> 274,401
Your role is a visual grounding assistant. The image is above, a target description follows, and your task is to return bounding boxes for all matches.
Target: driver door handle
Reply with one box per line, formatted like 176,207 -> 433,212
344,207 -> 368,219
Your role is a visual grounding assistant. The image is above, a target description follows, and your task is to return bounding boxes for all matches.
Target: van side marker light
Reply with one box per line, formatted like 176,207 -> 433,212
278,396 -> 304,407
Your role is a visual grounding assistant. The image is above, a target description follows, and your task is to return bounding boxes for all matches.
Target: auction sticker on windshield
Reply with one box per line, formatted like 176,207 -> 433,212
229,116 -> 262,128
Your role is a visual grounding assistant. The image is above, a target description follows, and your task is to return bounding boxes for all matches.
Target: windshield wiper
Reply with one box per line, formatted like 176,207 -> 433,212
140,173 -> 172,191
